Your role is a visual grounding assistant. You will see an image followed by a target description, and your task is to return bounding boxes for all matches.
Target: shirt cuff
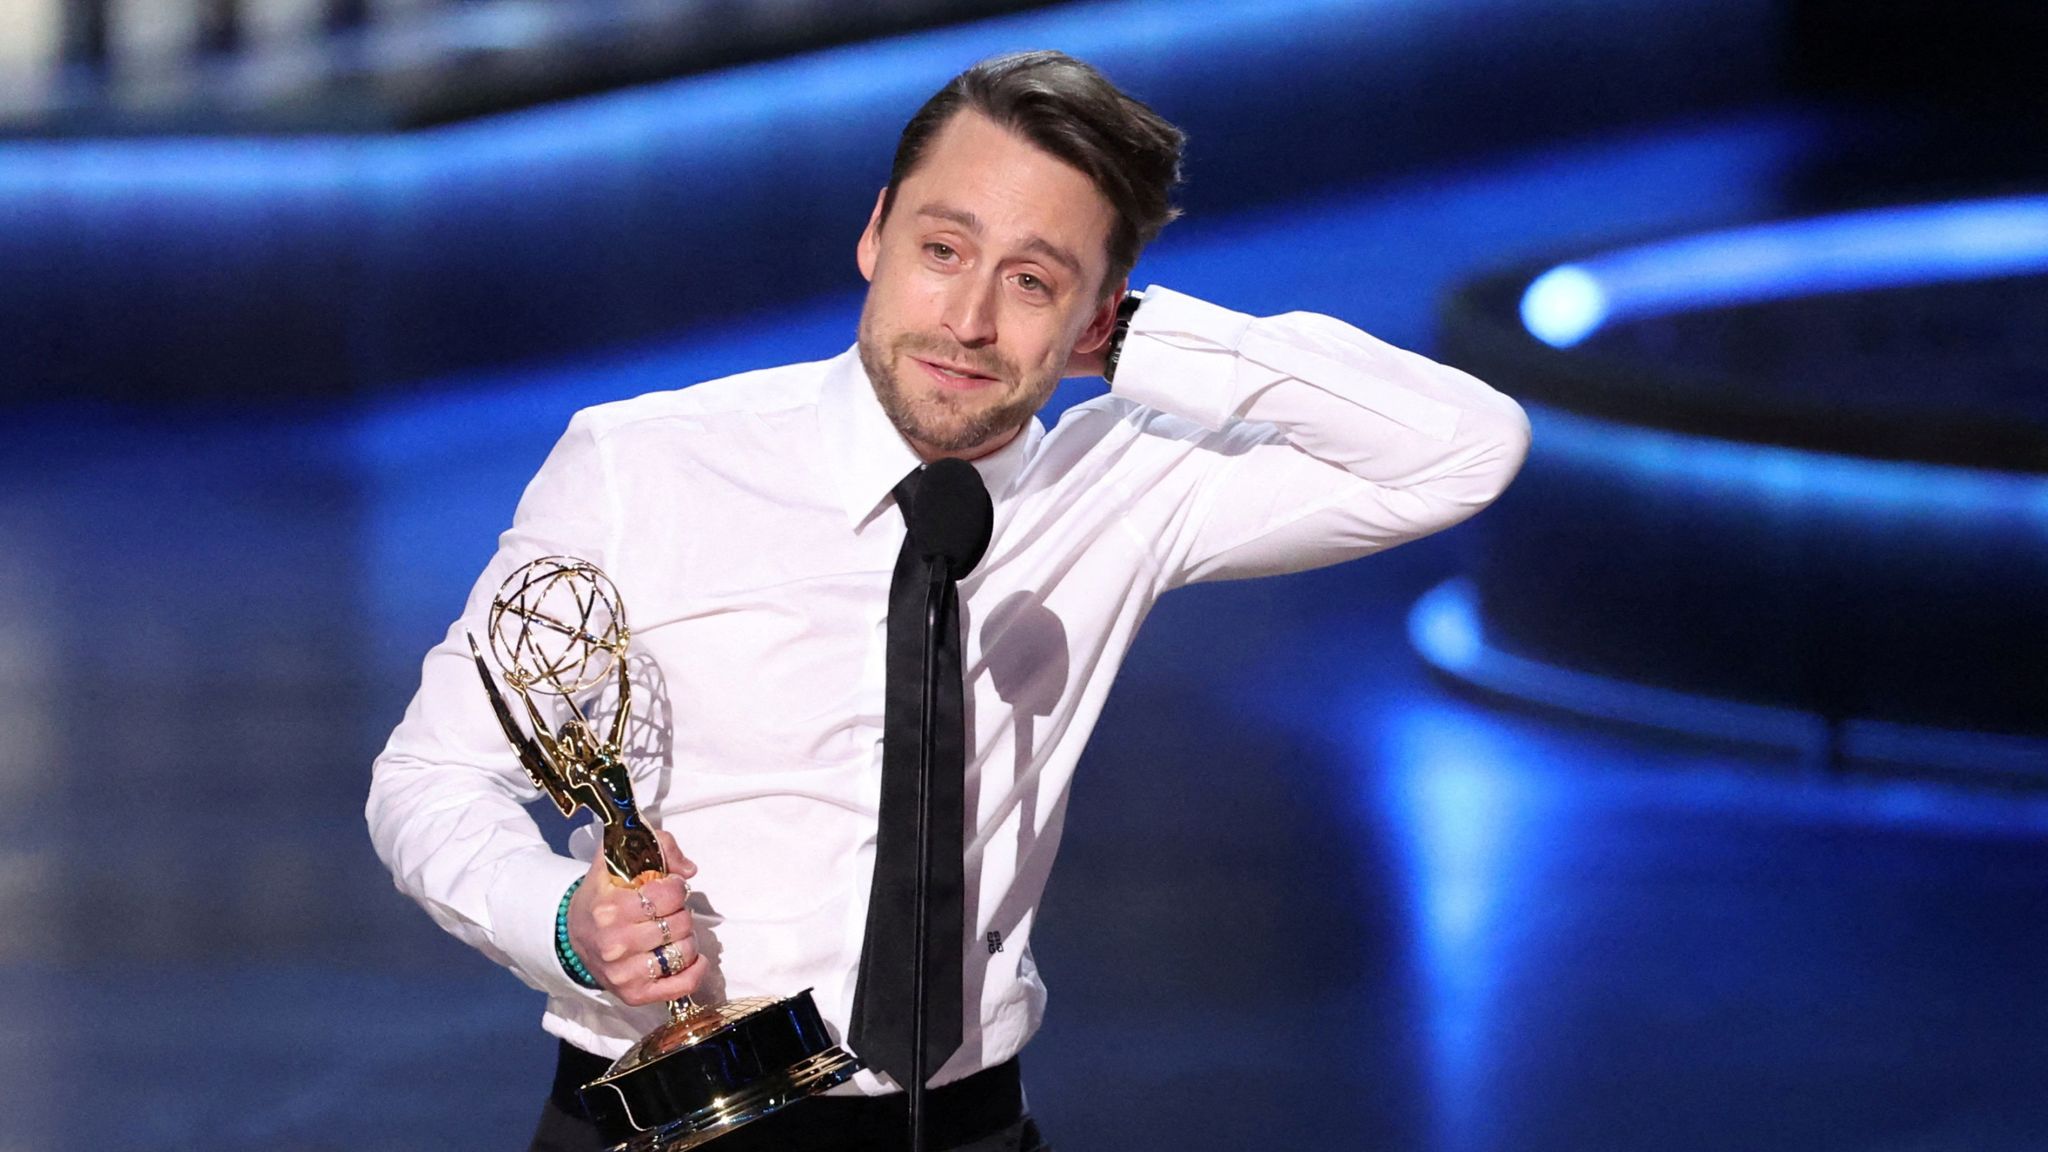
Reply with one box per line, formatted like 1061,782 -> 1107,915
1107,284 -> 1253,431
489,848 -> 609,1004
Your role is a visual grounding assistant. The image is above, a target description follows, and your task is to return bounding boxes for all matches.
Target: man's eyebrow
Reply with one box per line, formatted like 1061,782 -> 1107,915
916,202 -> 1083,276
1018,235 -> 1082,276
917,204 -> 984,234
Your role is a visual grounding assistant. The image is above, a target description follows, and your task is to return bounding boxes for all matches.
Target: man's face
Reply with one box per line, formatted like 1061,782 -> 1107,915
857,110 -> 1124,461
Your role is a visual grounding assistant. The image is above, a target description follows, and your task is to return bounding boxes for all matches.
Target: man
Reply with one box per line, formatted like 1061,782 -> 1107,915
368,49 -> 1529,1152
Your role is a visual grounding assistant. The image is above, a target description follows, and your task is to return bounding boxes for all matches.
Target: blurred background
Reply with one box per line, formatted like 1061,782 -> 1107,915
1,1 -> 2044,1149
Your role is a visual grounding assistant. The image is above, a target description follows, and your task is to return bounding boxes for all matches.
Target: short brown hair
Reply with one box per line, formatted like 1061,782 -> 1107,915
882,50 -> 1186,296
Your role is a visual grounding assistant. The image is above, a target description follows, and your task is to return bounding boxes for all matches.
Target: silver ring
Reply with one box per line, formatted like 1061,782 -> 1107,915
656,917 -> 673,946
646,951 -> 663,982
635,888 -> 656,920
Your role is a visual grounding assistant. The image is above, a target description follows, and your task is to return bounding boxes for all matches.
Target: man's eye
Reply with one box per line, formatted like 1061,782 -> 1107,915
926,243 -> 957,261
1016,273 -> 1046,294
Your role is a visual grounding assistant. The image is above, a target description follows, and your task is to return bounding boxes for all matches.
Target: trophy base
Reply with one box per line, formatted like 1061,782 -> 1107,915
608,1047 -> 862,1151
582,992 -> 861,1151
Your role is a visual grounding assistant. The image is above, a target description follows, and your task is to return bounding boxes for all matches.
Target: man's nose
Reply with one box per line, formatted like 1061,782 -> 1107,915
940,276 -> 999,348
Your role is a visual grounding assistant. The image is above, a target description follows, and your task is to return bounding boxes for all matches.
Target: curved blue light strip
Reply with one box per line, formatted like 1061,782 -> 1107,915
1521,196 -> 2048,347
1410,573 -> 2048,779
1409,576 -> 1826,754
1530,402 -> 2048,518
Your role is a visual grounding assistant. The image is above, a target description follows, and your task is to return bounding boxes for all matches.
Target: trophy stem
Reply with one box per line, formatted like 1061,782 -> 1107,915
667,999 -> 693,1025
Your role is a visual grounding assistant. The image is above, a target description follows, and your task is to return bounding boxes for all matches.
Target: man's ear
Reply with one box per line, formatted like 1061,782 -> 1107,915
1073,277 -> 1130,355
856,187 -> 887,283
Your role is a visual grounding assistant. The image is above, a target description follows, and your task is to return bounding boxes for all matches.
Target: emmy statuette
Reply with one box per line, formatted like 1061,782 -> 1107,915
468,556 -> 861,1150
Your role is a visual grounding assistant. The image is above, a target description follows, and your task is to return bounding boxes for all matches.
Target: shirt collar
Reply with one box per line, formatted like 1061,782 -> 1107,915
817,345 -> 1042,530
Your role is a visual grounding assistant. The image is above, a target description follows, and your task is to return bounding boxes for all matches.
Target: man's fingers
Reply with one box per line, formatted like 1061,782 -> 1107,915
596,928 -> 697,979
628,911 -> 694,957
599,938 -> 704,1004
647,951 -> 708,1003
593,912 -> 694,965
617,951 -> 709,1008
617,874 -> 687,920
589,872 -> 685,930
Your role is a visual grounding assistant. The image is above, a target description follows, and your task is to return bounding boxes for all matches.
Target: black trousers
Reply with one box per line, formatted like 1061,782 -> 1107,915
528,1041 -> 1051,1152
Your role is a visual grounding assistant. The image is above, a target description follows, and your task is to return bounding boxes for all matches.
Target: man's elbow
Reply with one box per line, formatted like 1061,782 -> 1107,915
1495,395 -> 1534,493
1463,391 -> 1532,509
364,749 -> 427,880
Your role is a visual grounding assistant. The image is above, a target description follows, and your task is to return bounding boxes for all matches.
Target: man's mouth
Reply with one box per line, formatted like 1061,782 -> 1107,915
912,357 -> 998,388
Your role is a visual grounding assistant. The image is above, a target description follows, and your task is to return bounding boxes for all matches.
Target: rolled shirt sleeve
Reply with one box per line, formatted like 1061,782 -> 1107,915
1107,285 -> 1531,587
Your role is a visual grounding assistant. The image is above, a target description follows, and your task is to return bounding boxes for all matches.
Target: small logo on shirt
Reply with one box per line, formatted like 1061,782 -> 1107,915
985,931 -> 1004,954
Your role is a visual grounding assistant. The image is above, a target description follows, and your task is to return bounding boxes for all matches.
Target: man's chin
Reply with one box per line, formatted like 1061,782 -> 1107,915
899,417 -> 1012,458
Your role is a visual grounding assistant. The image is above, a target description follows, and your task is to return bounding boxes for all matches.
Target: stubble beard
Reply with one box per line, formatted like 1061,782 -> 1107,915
857,310 -> 1056,457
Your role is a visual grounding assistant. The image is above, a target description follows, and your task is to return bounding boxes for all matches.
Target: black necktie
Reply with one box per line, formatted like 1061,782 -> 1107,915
850,463 -> 986,1089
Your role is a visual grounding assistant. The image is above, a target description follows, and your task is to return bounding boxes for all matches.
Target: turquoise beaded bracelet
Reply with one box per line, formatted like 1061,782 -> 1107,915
555,876 -> 602,989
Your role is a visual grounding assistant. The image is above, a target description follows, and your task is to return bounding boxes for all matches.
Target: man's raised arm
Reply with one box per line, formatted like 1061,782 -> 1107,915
1108,285 -> 1531,587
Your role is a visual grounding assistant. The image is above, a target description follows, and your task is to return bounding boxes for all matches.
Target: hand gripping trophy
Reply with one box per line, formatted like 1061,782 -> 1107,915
468,556 -> 860,1150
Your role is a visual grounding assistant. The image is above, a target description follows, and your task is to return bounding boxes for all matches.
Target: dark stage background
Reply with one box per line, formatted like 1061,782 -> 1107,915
1,2 -> 2043,1149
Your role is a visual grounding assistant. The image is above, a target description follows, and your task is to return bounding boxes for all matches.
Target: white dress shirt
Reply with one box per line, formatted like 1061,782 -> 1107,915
365,285 -> 1529,1093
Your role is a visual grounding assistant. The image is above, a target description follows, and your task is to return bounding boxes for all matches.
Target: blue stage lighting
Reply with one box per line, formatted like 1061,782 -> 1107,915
1520,196 -> 2048,348
1518,264 -> 1607,348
